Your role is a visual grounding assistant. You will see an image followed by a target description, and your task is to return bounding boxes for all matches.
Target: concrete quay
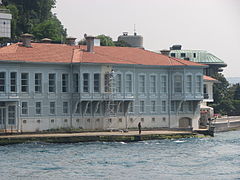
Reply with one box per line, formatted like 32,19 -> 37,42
213,116 -> 240,132
0,130 -> 202,145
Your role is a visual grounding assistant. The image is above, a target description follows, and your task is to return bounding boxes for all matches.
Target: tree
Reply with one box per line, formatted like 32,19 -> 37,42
96,34 -> 115,46
33,15 -> 66,42
2,0 -> 66,42
114,40 -> 131,47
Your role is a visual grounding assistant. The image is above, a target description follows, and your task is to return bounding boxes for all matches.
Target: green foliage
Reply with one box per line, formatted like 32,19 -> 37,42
2,0 -> 66,42
33,15 -> 67,42
96,34 -> 115,46
210,73 -> 240,116
114,40 -> 132,47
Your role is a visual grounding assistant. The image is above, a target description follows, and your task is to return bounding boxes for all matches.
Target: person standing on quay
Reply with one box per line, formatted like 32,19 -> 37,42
138,122 -> 142,135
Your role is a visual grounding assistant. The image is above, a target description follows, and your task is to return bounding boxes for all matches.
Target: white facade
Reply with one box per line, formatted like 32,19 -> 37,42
0,9 -> 12,38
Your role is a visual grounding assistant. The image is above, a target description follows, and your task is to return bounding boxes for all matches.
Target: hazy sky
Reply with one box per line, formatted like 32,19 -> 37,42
53,0 -> 240,77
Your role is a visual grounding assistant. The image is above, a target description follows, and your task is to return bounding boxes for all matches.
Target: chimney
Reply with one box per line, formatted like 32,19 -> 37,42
21,33 -> 33,47
66,37 -> 76,46
41,38 -> 52,43
160,49 -> 170,56
85,36 -> 95,52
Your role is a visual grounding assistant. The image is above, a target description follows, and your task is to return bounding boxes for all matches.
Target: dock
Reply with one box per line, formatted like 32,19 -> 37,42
0,130 -> 203,145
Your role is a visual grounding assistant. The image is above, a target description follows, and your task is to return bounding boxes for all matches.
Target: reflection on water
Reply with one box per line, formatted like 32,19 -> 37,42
0,131 -> 239,180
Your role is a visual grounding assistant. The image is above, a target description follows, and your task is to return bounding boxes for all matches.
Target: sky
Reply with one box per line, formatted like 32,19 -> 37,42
53,0 -> 240,77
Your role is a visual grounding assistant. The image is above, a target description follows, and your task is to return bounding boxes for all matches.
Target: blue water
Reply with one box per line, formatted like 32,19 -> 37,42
0,131 -> 240,180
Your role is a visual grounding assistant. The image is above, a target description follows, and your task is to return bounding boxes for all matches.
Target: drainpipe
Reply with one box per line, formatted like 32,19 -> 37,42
168,68 -> 172,128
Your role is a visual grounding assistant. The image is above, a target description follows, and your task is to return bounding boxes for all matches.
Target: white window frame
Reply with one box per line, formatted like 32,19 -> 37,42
63,101 -> 69,114
140,101 -> 145,113
196,75 -> 202,93
138,74 -> 146,93
115,73 -> 122,93
93,73 -> 100,93
173,74 -> 183,93
160,75 -> 167,93
150,75 -> 157,93
73,73 -> 79,93
21,73 -> 29,93
50,101 -> 56,115
0,72 -> 6,92
186,74 -> 192,93
49,73 -> 56,93
35,102 -> 42,115
83,73 -> 90,93
10,72 -> 17,92
151,100 -> 156,113
21,102 -> 28,115
162,100 -> 167,112
35,73 -> 42,93
62,73 -> 69,93
125,73 -> 133,93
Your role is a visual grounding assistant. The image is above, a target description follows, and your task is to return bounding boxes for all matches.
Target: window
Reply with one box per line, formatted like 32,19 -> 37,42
139,75 -> 145,93
196,75 -> 202,93
21,73 -> 28,93
151,101 -> 156,113
73,73 -> 79,93
35,102 -> 41,115
186,75 -> 192,93
193,53 -> 196,58
62,74 -> 69,92
115,74 -> 122,93
125,74 -> 132,93
83,73 -> 89,93
187,101 -> 193,111
150,75 -> 156,93
50,102 -> 55,115
171,101 -> 175,112
162,101 -> 166,112
204,84 -> 207,94
63,102 -> 68,114
10,72 -> 17,92
161,75 -> 167,93
180,53 -> 186,58
8,106 -> 16,125
140,101 -> 145,113
170,53 -> 176,57
94,74 -> 100,92
35,73 -> 42,93
49,73 -> 56,93
0,72 -> 5,92
21,102 -> 28,115
128,102 -> 134,113
174,75 -> 182,93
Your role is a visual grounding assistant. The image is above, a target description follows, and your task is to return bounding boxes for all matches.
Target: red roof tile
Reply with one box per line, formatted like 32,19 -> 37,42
203,75 -> 218,82
0,43 -> 206,67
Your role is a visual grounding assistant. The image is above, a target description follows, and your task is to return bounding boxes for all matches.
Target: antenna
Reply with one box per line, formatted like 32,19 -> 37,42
134,24 -> 137,36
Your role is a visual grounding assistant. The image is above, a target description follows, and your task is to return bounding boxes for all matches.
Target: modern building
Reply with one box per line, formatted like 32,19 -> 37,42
0,34 -> 207,132
159,45 -> 227,76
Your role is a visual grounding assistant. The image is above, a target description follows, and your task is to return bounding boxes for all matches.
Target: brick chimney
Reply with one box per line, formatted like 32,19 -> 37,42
85,36 -> 95,52
21,33 -> 33,47
66,37 -> 76,46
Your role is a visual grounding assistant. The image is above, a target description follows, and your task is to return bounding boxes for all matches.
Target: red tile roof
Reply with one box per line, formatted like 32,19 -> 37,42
0,43 -> 206,67
203,75 -> 218,82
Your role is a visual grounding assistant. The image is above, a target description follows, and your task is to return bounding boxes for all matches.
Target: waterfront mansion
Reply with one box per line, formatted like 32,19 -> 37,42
0,34 -> 207,132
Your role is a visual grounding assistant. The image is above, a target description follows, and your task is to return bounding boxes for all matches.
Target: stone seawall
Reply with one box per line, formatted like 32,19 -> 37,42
0,130 -> 203,145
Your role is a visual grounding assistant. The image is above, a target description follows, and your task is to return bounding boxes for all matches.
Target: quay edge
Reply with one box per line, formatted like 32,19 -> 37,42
0,131 -> 207,146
